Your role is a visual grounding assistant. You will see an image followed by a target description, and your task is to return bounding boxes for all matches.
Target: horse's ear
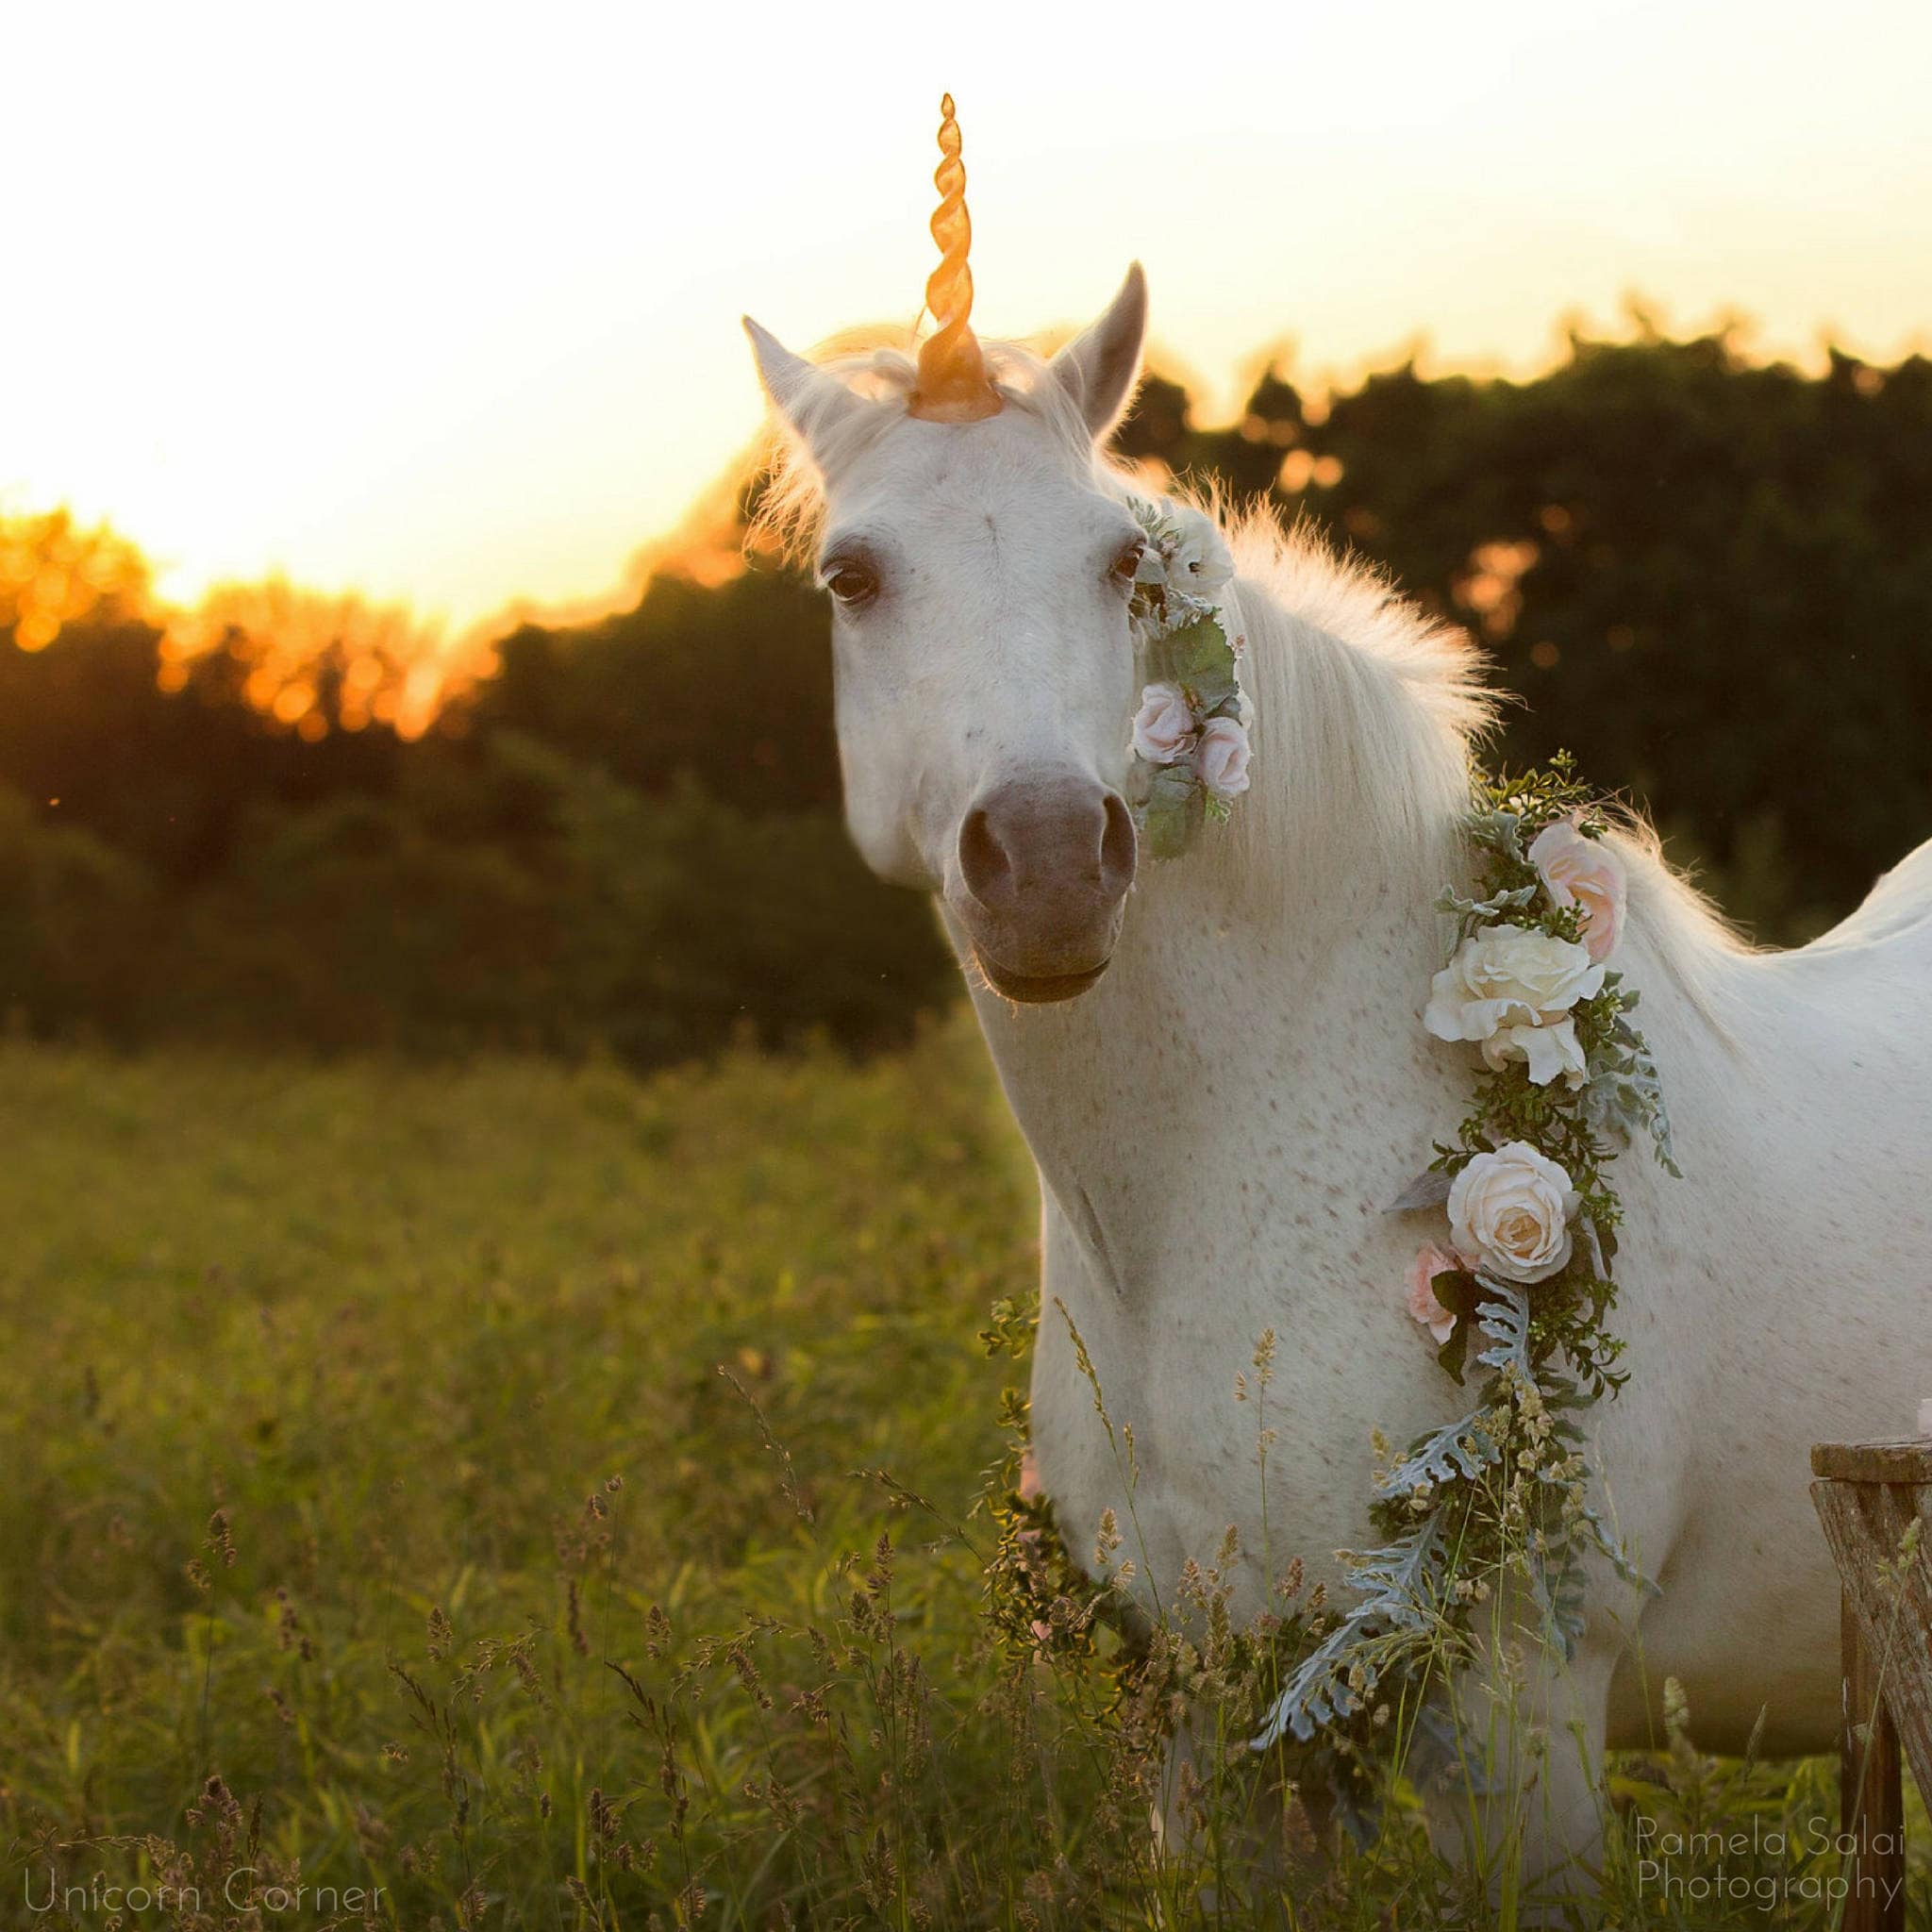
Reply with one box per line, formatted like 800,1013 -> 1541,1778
1050,263 -> 1148,442
742,317 -> 864,462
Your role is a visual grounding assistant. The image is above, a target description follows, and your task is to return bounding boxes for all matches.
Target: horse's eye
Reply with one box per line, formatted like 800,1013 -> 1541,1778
1108,539 -> 1146,588
823,560 -> 879,608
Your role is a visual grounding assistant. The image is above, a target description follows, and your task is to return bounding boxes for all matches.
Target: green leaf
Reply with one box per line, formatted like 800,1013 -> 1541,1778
1137,768 -> 1202,859
1431,1269 -> 1482,1386
1158,618 -> 1238,711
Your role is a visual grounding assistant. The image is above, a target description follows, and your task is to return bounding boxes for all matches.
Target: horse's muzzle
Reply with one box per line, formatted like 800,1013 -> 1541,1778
952,775 -> 1136,1003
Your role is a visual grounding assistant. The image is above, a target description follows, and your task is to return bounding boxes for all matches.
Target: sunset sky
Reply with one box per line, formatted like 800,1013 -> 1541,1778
9,0 -> 1930,641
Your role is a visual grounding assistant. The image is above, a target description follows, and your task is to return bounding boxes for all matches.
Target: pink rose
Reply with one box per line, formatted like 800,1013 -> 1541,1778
1406,1241 -> 1461,1344
1197,716 -> 1252,799
1529,820 -> 1626,963
1130,683 -> 1194,763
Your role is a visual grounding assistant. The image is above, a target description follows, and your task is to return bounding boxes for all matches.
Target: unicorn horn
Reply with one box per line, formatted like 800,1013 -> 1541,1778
908,93 -> 1003,423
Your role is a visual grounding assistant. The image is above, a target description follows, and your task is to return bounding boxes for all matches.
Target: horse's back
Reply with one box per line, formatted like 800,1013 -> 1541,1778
1733,834 -> 1932,1153
1796,834 -> 1932,958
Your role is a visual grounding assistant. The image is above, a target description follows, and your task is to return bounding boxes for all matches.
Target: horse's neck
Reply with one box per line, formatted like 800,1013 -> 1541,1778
968,743 -> 1469,1265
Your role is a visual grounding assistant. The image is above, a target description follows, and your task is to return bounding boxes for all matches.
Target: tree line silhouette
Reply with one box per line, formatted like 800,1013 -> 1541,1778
4,323 -> 1929,1062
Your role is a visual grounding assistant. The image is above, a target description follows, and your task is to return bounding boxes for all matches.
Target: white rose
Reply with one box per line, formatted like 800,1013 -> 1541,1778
1424,924 -> 1605,1046
1130,683 -> 1195,764
1448,1142 -> 1578,1284
1196,716 -> 1252,798
1529,820 -> 1627,963
1164,504 -> 1234,605
1480,1015 -> 1588,1089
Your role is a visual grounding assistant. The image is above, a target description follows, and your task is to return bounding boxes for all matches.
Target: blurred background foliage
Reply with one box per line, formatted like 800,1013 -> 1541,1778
4,323 -> 1929,1065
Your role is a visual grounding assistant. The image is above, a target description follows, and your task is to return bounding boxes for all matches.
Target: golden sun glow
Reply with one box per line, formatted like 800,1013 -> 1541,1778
6,0 -> 1929,658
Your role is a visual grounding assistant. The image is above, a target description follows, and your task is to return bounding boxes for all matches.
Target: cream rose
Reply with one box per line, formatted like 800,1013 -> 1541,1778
1480,1015 -> 1588,1089
1406,1241 -> 1462,1344
1130,683 -> 1195,764
1197,716 -> 1252,798
1424,924 -> 1605,1047
1529,820 -> 1626,963
1448,1142 -> 1578,1284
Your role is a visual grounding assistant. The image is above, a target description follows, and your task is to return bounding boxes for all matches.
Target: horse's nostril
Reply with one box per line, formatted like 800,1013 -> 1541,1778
958,805 -> 1012,902
960,780 -> 1135,916
1100,791 -> 1137,894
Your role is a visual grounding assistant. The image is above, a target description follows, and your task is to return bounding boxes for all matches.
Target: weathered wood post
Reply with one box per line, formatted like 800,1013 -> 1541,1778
1810,1439 -> 1932,1932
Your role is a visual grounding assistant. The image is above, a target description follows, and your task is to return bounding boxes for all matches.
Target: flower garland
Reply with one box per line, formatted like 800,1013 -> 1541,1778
994,507 -> 1683,1822
1121,498 -> 1253,858
1250,757 -> 1679,1818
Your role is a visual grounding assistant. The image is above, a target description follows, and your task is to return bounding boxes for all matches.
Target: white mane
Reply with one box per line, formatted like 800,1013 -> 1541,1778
1208,502 -> 1491,906
1212,503 -> 1755,1006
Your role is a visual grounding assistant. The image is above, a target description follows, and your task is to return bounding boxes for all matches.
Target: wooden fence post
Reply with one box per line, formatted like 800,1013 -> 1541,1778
1811,1439 -> 1932,1932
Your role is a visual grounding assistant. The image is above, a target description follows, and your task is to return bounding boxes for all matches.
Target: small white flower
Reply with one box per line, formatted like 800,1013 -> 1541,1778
1529,820 -> 1627,963
1448,1142 -> 1579,1285
1163,503 -> 1234,606
1424,924 -> 1604,1047
1196,716 -> 1252,798
1481,1015 -> 1588,1089
1130,683 -> 1195,764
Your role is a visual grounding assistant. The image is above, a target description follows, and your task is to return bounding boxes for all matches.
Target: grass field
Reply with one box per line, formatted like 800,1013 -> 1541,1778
1,1023 -> 1926,1928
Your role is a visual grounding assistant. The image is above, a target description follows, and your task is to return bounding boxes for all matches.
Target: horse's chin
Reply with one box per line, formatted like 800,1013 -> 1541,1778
974,953 -> 1111,1004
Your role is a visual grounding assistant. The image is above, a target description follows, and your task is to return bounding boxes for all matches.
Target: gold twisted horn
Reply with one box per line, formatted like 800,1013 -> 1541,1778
908,94 -> 1002,423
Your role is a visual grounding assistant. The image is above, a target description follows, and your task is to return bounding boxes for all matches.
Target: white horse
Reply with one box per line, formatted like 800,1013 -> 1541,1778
742,261 -> 1932,1880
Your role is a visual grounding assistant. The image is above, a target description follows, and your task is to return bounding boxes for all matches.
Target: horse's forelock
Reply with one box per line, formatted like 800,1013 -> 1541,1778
751,336 -> 1093,565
